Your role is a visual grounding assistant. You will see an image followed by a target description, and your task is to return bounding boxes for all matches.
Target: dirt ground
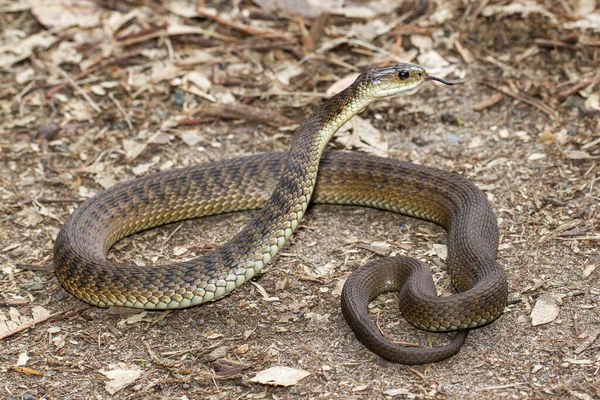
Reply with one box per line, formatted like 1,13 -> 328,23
1,0 -> 599,399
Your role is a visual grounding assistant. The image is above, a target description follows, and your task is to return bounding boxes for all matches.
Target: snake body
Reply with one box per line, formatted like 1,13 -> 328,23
54,64 -> 508,364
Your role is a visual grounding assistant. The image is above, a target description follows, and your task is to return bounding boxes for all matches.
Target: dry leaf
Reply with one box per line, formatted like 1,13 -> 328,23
433,243 -> 448,261
326,73 -> 360,97
131,163 -> 153,176
335,116 -> 388,157
180,131 -> 205,147
564,150 -> 591,160
0,32 -> 57,69
582,263 -> 596,278
181,71 -> 215,102
574,0 -> 597,16
122,139 -> 147,161
252,0 -> 343,18
528,153 -> 546,161
482,1 -> 557,22
249,366 -> 310,387
205,345 -> 229,362
117,312 -> 149,326
584,92 -> 599,111
165,0 -> 198,18
531,294 -> 560,326
29,0 -> 102,29
385,388 -> 411,396
356,241 -> 391,256
16,352 -> 29,366
99,364 -> 142,394
274,62 -> 304,86
17,207 -> 43,227
564,14 -> 600,32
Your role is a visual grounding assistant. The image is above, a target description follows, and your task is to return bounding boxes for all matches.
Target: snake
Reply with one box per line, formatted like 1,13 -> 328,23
54,63 -> 508,365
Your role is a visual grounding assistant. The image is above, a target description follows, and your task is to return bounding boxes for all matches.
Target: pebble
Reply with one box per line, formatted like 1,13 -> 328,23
55,290 -> 68,301
27,283 -> 44,291
5,394 -> 35,400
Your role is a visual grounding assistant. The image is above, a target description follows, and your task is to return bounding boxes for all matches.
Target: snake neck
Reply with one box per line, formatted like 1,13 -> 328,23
290,80 -> 375,159
225,80 -> 376,279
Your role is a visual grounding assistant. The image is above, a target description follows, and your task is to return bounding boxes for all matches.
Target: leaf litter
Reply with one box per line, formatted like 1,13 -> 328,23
0,0 -> 599,399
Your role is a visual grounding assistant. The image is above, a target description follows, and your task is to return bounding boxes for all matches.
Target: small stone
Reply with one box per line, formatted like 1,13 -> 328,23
55,290 -> 68,301
27,283 -> 44,291
175,91 -> 185,106
36,122 -> 60,141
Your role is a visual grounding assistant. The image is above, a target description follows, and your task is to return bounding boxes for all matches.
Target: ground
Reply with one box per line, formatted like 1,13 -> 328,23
1,0 -> 599,399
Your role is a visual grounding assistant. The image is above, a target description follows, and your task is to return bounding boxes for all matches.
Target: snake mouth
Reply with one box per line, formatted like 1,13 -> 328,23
426,75 -> 461,85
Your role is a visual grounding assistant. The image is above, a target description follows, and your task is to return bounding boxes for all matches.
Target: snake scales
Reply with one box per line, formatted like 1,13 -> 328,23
54,63 -> 508,364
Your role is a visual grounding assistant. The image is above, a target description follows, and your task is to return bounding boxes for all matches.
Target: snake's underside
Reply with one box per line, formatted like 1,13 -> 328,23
54,64 -> 508,364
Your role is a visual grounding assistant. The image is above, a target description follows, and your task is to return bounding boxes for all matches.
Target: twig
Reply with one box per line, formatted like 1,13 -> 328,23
15,263 -> 54,272
108,92 -> 133,130
0,305 -> 88,341
378,36 -> 402,67
120,25 -> 236,47
0,298 -> 29,307
176,117 -> 219,126
540,197 -> 567,207
535,38 -> 578,50
188,103 -> 295,127
467,0 -> 491,25
196,7 -> 290,39
143,341 -> 180,368
478,81 -> 559,119
47,48 -> 146,96
163,223 -> 185,246
558,77 -> 596,101
558,236 -> 600,241
54,65 -> 101,112
473,92 -> 503,111
478,383 -> 527,391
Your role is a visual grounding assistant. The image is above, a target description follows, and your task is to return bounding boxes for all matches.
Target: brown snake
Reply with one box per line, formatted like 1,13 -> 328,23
54,63 -> 508,364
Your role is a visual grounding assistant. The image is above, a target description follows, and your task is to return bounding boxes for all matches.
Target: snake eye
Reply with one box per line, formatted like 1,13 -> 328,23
398,70 -> 410,80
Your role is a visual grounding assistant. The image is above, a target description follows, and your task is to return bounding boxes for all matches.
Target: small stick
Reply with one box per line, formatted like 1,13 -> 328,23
558,77 -> 595,101
0,298 -> 29,307
195,7 -> 289,39
54,65 -> 101,112
47,48 -> 146,96
534,38 -> 578,50
108,92 -> 133,130
473,92 -> 503,111
0,305 -> 87,341
379,36 -> 402,68
479,80 -> 559,119
541,197 -> 568,207
176,117 -> 219,126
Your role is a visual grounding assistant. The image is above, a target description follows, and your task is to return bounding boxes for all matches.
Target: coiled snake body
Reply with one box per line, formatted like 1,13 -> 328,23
54,64 -> 508,364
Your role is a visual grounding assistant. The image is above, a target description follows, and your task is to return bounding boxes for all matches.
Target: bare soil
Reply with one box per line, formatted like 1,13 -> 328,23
1,1 -> 599,399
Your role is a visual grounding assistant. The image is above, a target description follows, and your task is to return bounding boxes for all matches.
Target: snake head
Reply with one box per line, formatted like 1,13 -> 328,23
363,63 -> 460,98
364,63 -> 428,98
